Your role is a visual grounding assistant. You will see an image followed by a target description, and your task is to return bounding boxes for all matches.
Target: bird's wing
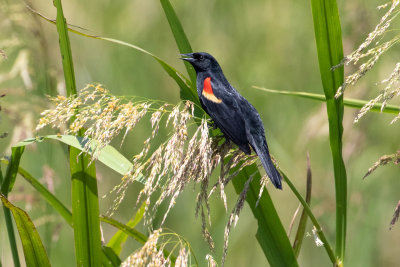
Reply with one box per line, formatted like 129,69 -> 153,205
200,91 -> 250,153
241,102 -> 282,189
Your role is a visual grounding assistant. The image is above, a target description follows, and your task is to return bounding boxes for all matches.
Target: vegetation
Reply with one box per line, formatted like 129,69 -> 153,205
1,0 -> 400,266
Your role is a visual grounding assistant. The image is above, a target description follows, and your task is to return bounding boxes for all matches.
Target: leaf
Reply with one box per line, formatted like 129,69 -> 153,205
253,86 -> 400,114
107,201 -> 146,255
159,0 -> 205,118
69,148 -> 102,267
159,0 -> 197,87
53,0 -> 103,265
0,159 -> 120,266
100,216 -> 177,264
310,0 -> 347,261
15,135 -> 142,180
0,147 -> 24,267
1,146 -> 24,195
293,154 -> 312,257
231,164 -> 299,267
28,6 -> 198,107
101,246 -> 122,267
0,194 -> 51,267
1,158 -> 73,226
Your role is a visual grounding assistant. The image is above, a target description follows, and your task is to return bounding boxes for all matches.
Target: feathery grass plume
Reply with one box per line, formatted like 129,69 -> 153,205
354,62 -> 400,123
221,172 -> 256,266
390,200 -> 400,230
331,1 -> 400,122
206,254 -> 217,267
334,0 -> 400,98
121,229 -> 192,267
121,229 -> 169,267
37,84 -> 277,263
36,84 -> 158,158
363,150 -> 400,178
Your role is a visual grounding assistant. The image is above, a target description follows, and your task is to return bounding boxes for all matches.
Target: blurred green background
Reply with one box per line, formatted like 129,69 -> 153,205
1,0 -> 400,266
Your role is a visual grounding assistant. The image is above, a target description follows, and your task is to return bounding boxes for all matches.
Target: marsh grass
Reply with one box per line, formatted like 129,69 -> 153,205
36,85 -> 272,265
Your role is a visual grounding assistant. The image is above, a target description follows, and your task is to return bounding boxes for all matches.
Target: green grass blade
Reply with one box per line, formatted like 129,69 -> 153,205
107,201 -> 146,255
101,246 -> 122,267
310,0 -> 347,262
53,0 -> 102,265
1,146 -> 25,267
69,148 -> 102,267
159,0 -> 197,88
0,166 -> 21,267
15,135 -> 140,179
28,7 -> 199,106
0,194 -> 51,267
100,216 -> 147,244
100,216 -> 177,264
281,170 -> 337,265
1,146 -> 24,195
231,163 -> 299,267
1,158 -> 73,226
0,159 -> 120,267
293,155 -> 312,258
254,86 -> 400,114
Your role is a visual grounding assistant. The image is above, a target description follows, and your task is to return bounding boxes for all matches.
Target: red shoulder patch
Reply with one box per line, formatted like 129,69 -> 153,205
202,77 -> 222,103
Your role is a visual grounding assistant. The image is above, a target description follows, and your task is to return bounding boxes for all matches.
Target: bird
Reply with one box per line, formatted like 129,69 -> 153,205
180,52 -> 282,189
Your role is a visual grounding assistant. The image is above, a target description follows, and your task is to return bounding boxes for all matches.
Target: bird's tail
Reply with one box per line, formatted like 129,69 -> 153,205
254,141 -> 282,189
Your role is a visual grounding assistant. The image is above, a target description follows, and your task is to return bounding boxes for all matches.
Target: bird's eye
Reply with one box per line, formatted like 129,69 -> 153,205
199,55 -> 204,60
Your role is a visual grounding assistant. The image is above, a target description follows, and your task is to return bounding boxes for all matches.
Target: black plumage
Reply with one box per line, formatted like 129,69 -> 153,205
181,52 -> 282,189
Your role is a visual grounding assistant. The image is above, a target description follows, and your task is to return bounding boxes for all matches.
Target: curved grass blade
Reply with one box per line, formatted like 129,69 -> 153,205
0,159 -> 120,266
293,154 -> 312,257
281,168 -> 337,265
27,6 -> 199,107
159,0 -> 197,87
101,246 -> 122,267
231,163 -> 299,267
0,194 -> 51,267
107,201 -> 146,255
310,0 -> 347,262
1,146 -> 24,267
53,0 -> 102,265
254,86 -> 400,114
14,135 -> 141,180
0,166 -> 21,267
1,146 -> 24,195
1,158 -> 73,226
100,216 -> 177,264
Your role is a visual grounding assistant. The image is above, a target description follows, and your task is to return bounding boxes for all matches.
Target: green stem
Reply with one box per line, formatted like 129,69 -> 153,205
253,87 -> 400,114
0,167 -> 21,267
281,170 -> 338,265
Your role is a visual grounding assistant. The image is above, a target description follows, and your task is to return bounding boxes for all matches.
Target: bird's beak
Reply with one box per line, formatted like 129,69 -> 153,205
180,53 -> 195,63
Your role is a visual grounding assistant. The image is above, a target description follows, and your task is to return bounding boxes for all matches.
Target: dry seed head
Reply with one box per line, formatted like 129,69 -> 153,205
333,1 -> 400,124
38,85 -> 283,265
335,0 -> 400,98
363,150 -> 400,178
390,200 -> 400,230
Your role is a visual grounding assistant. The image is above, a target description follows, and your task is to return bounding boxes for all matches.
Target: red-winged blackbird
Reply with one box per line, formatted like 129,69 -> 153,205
181,52 -> 282,189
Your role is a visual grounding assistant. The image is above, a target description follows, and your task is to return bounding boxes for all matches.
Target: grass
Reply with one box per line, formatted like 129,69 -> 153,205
1,0 -> 399,266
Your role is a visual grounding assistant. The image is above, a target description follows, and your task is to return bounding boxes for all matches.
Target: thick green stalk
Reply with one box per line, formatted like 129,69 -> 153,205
0,166 -> 21,267
310,0 -> 347,263
53,0 -> 102,266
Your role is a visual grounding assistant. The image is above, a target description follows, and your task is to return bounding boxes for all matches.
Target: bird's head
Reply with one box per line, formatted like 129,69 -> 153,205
180,52 -> 220,73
